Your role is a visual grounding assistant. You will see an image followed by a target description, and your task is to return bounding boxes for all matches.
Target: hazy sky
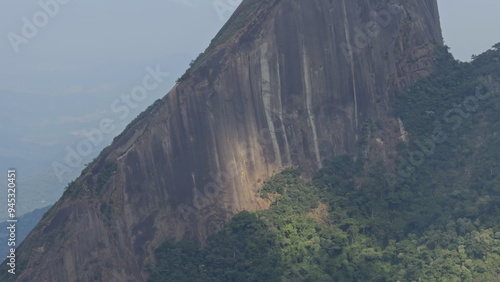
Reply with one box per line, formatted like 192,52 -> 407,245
0,0 -> 243,215
438,0 -> 500,61
0,0 -> 499,216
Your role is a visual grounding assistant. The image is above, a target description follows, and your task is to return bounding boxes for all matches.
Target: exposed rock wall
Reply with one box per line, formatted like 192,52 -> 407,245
10,0 -> 442,281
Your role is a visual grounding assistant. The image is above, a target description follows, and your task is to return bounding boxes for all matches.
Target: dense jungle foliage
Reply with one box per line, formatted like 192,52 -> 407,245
149,44 -> 500,281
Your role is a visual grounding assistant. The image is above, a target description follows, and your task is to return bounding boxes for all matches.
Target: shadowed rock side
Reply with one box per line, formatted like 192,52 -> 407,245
9,0 -> 442,281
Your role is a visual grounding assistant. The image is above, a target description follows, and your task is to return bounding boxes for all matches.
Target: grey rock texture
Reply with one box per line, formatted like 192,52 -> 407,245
11,0 -> 443,281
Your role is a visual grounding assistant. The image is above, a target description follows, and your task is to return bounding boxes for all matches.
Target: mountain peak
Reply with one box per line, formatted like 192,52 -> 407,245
5,1 -> 443,281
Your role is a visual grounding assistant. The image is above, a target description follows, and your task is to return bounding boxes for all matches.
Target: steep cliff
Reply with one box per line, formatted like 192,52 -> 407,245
7,0 -> 443,281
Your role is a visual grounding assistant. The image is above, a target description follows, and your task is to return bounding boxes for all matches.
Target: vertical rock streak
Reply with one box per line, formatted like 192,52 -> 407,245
301,46 -> 322,167
341,0 -> 359,131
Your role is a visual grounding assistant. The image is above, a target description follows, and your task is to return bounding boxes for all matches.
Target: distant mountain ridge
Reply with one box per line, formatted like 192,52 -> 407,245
0,206 -> 51,259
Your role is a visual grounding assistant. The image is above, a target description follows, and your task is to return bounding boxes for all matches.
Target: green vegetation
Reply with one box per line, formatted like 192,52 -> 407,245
61,161 -> 116,200
149,44 -> 500,281
207,0 -> 267,50
62,180 -> 85,200
149,212 -> 282,282
95,162 -> 117,193
112,98 -> 163,143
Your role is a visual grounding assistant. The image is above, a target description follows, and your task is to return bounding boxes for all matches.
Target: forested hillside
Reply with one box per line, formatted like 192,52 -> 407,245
149,45 -> 500,281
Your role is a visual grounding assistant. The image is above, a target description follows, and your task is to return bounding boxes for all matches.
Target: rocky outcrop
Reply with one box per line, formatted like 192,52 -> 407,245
8,0 -> 443,281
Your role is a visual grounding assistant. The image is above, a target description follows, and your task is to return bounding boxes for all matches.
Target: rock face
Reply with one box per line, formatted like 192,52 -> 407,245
9,0 -> 443,281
